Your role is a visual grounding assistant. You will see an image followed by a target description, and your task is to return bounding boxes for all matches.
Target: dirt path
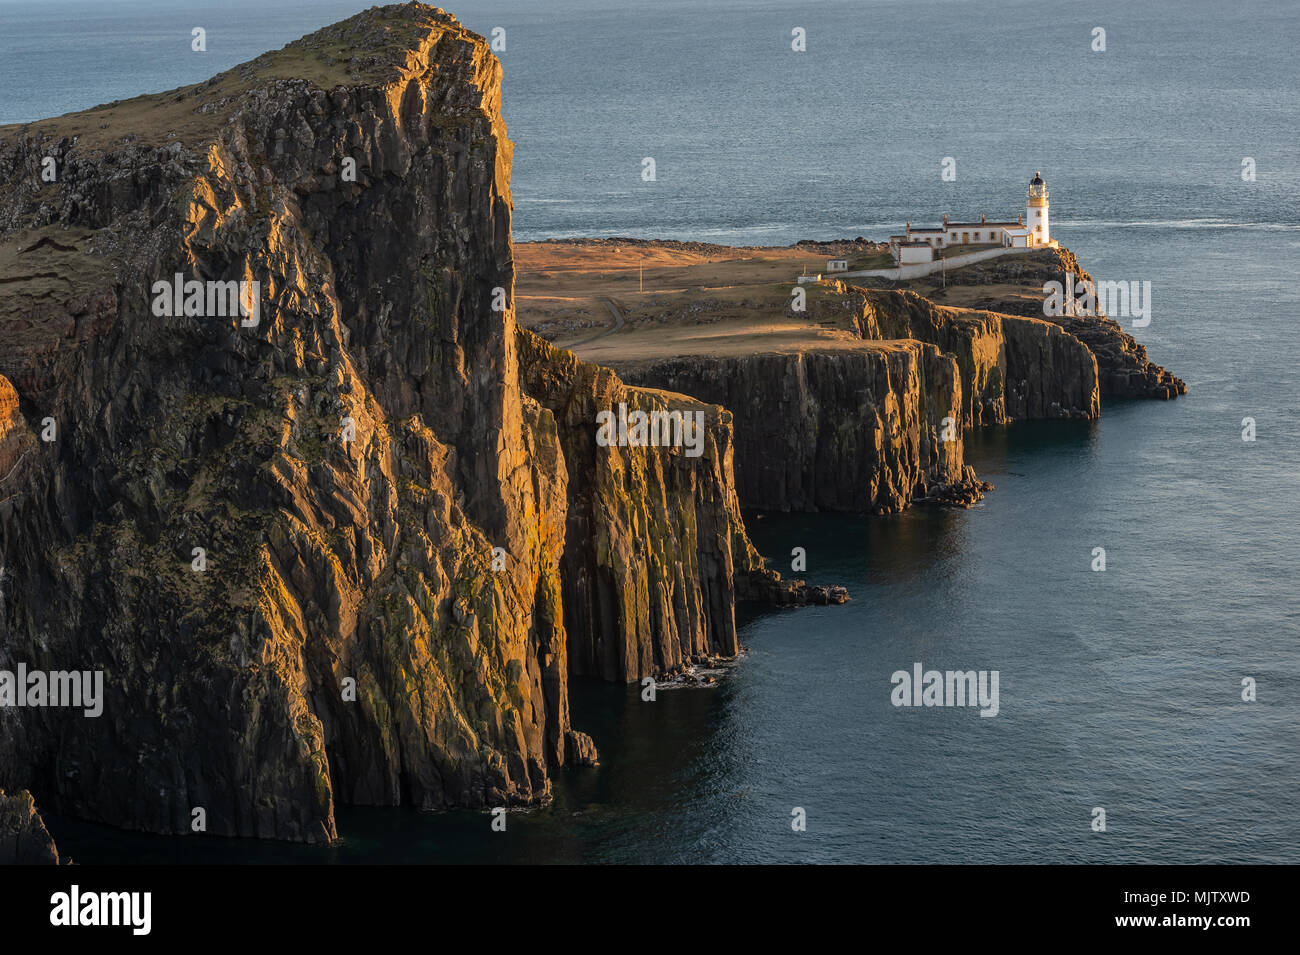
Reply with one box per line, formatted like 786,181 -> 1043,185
566,297 -> 625,347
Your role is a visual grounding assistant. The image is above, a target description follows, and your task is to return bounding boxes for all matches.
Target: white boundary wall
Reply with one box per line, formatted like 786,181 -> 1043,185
798,245 -> 1048,284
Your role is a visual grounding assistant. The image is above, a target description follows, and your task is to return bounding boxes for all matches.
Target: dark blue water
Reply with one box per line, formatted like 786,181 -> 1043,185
6,0 -> 1299,863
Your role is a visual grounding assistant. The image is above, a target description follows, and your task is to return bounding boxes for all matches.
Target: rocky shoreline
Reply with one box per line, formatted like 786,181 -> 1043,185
886,247 -> 1187,400
0,3 -> 1183,849
0,4 -> 850,845
611,280 -> 1101,514
519,239 -> 1182,521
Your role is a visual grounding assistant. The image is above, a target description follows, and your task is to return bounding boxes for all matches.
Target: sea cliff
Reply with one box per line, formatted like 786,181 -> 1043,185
613,284 -> 1098,513
906,247 -> 1186,400
0,4 -> 810,844
0,3 -> 1179,849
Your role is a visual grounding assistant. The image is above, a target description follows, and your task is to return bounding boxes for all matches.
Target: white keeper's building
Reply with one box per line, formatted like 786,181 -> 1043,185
889,172 -> 1056,264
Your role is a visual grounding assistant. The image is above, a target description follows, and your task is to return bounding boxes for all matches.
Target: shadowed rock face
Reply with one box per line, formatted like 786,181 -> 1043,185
928,248 -> 1187,400
0,4 -> 790,842
616,287 -> 1098,514
517,328 -> 816,680
0,789 -> 62,864
618,341 -> 971,514
855,289 -> 1100,425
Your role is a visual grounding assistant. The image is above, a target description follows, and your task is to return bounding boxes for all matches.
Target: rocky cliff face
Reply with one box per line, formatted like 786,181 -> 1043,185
518,329 -> 791,680
0,789 -> 63,865
935,248 -> 1186,399
855,288 -> 1100,424
617,285 -> 1097,514
617,340 -> 973,514
0,4 -> 798,843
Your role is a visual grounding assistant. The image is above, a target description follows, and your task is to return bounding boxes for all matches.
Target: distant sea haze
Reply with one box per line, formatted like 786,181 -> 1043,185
6,0 -> 1298,862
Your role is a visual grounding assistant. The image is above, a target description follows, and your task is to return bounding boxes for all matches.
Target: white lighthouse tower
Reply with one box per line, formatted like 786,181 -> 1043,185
1027,171 -> 1050,246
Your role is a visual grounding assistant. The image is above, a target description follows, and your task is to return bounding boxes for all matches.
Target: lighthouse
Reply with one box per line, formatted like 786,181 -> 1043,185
1027,171 -> 1050,246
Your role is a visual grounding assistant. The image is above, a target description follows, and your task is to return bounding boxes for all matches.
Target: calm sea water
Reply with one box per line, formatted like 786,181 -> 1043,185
7,0 -> 1298,863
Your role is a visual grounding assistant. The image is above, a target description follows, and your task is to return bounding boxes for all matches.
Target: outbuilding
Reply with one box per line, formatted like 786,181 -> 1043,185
896,241 -> 934,265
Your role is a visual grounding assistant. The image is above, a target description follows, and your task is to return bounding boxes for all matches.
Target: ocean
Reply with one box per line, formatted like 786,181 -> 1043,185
4,0 -> 1297,863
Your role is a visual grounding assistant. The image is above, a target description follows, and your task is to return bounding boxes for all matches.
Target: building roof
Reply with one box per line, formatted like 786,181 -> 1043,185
901,221 -> 1021,231
1002,227 -> 1032,236
896,216 -> 1026,236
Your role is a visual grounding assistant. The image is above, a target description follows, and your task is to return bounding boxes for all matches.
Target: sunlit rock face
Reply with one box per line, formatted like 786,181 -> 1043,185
0,3 -> 788,842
